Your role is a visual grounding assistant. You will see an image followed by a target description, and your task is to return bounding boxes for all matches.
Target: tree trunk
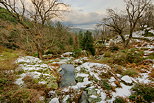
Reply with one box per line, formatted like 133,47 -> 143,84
119,34 -> 127,48
38,48 -> 43,60
125,30 -> 133,48
35,42 -> 43,60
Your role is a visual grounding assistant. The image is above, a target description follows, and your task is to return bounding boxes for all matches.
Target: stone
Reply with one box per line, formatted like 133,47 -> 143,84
59,64 -> 76,87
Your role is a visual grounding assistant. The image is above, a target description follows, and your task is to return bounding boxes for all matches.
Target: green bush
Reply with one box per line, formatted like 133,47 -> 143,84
113,52 -> 127,65
129,84 -> 154,103
126,49 -> 144,63
143,30 -> 154,37
122,69 -> 139,77
109,44 -> 119,52
146,53 -> 154,59
72,48 -> 82,58
100,80 -> 112,90
113,97 -> 126,103
104,51 -> 112,57
0,7 -> 17,23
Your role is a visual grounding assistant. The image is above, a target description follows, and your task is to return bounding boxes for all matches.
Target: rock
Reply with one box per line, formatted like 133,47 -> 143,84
62,95 -> 70,103
87,88 -> 98,96
79,91 -> 88,103
88,95 -> 101,103
15,56 -> 58,89
49,98 -> 59,103
121,75 -> 133,84
59,64 -> 76,87
61,52 -> 73,57
16,56 -> 42,64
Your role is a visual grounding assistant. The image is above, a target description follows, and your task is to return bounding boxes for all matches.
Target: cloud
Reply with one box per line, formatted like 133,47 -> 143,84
62,8 -> 105,29
61,0 -> 125,29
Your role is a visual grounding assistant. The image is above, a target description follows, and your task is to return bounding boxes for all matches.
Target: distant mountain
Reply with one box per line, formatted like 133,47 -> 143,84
69,27 -> 95,34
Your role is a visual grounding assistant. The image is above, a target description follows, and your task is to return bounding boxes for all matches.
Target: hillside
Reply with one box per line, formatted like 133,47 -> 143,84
0,1 -> 154,103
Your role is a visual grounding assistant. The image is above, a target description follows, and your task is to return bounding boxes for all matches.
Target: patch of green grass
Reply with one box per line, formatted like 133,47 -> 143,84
0,51 -> 18,61
146,53 -> 154,59
114,97 -> 126,103
0,7 -> 17,23
100,80 -> 112,90
129,83 -> 154,103
122,69 -> 139,77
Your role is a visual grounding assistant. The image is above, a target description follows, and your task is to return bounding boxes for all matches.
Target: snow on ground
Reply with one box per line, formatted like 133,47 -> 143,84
16,56 -> 42,64
15,56 -> 57,88
121,75 -> 133,84
50,57 -> 73,65
49,98 -> 59,103
61,52 -> 73,57
136,72 -> 153,84
109,83 -> 132,102
14,48 -> 153,103
76,62 -> 111,80
132,30 -> 154,41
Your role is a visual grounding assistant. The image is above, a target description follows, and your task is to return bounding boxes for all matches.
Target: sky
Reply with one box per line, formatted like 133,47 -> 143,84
62,0 -> 125,29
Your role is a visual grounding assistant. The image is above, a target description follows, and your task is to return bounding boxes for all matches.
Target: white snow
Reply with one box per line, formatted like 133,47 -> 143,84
109,77 -> 116,82
136,73 -> 153,84
121,75 -> 133,84
144,50 -> 154,55
49,98 -> 59,103
108,83 -> 132,102
75,62 -> 111,81
16,56 -> 42,64
90,95 -> 97,98
61,52 -> 73,57
15,56 -> 55,86
52,57 -> 73,65
62,95 -> 70,103
76,73 -> 89,78
114,83 -> 132,97
111,82 -> 117,87
71,80 -> 92,89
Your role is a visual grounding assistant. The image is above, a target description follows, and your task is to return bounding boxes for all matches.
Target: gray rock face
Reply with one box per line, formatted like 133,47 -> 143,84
79,91 -> 89,103
59,64 -> 76,87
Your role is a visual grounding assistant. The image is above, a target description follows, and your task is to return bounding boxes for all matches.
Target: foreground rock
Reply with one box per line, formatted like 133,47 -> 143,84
15,56 -> 58,89
59,64 -> 76,87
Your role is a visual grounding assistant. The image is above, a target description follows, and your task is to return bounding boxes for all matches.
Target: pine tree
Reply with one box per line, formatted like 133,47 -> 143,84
80,30 -> 95,55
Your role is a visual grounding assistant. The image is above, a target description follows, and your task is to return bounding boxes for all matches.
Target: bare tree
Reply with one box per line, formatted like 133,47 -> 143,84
99,0 -> 151,47
0,0 -> 68,59
30,0 -> 68,25
139,4 -> 154,29
99,9 -> 128,47
124,0 -> 151,46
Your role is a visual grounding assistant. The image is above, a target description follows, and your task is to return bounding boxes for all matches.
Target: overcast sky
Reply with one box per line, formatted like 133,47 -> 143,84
62,0 -> 125,29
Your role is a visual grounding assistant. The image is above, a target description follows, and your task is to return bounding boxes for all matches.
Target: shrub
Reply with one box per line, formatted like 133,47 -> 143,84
113,97 -> 126,103
114,65 -> 123,74
0,7 -> 17,23
129,83 -> 154,103
109,43 -> 119,52
126,49 -> 144,64
22,76 -> 47,91
72,48 -> 82,58
122,69 -> 139,77
100,80 -> 112,90
104,51 -> 112,57
149,69 -> 154,78
146,53 -> 154,59
113,52 -> 127,65
143,30 -> 154,37
0,88 -> 44,103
